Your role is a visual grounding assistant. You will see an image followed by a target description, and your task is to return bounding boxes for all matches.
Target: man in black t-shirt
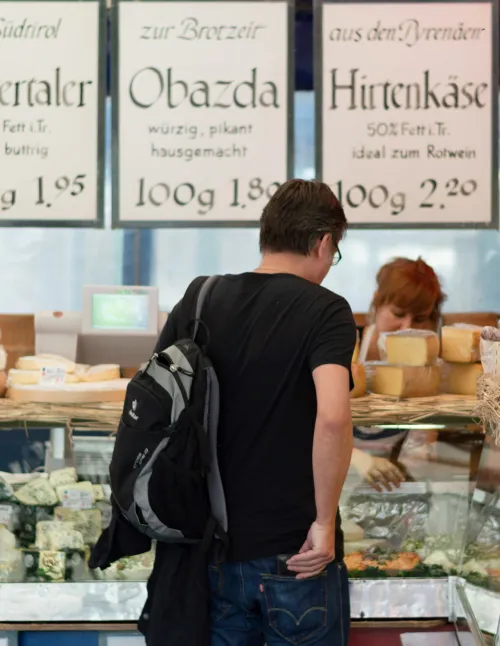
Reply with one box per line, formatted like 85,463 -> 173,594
156,179 -> 356,646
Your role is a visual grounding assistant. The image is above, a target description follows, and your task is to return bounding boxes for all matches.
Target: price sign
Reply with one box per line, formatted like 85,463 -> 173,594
113,0 -> 293,227
0,0 -> 105,227
316,0 -> 498,228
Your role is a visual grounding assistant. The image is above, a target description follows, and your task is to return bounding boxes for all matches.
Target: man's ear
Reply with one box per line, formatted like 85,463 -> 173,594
318,233 -> 332,257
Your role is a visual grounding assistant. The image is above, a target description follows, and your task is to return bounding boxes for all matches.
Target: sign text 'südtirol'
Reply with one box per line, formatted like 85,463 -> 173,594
0,0 -> 104,227
114,0 -> 292,227
317,1 -> 498,228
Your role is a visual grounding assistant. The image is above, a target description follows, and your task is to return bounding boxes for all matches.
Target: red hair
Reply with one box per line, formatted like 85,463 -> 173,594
371,257 -> 445,329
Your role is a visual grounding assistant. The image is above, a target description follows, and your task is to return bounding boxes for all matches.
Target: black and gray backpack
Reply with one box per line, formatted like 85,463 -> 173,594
109,276 -> 227,545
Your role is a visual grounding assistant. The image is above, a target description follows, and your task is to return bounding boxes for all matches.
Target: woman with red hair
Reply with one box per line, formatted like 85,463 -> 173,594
351,257 -> 446,491
359,257 -> 446,362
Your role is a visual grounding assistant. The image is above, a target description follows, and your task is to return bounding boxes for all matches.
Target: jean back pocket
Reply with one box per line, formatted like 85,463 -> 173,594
262,573 -> 328,645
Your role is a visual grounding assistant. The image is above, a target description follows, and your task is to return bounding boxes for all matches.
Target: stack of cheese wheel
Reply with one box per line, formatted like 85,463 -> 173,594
371,330 -> 441,398
7,354 -> 126,403
351,330 -> 366,398
441,325 -> 482,396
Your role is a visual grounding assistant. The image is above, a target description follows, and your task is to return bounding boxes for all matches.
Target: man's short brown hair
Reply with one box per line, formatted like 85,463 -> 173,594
259,179 -> 347,255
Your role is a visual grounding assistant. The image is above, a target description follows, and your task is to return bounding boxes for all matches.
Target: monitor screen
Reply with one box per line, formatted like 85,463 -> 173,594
91,293 -> 150,331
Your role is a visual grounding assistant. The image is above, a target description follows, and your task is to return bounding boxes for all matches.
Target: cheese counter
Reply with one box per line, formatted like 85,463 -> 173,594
0,397 -> 497,646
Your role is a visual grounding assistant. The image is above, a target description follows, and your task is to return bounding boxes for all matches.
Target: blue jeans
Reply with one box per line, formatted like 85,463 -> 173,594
209,557 -> 350,646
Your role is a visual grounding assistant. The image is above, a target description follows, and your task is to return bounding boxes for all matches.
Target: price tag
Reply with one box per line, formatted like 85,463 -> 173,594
40,366 -> 66,386
61,488 -> 93,510
0,504 -> 14,526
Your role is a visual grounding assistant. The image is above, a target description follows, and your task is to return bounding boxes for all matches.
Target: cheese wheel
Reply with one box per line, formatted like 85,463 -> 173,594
16,354 -> 76,373
385,332 -> 439,367
350,363 -> 366,399
352,331 -> 360,364
444,362 -> 482,396
81,364 -> 121,382
371,365 -> 440,398
8,369 -> 80,385
441,326 -> 481,363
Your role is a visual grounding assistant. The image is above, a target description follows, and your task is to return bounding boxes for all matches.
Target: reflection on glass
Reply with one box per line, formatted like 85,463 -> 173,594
341,424 -> 483,580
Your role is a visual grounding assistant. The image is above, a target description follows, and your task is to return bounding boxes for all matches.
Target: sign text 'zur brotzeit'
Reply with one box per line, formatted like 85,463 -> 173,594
317,1 -> 497,228
114,0 -> 292,227
0,0 -> 104,226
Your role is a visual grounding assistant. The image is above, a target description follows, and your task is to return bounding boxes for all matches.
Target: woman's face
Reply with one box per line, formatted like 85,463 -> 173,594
375,303 -> 435,333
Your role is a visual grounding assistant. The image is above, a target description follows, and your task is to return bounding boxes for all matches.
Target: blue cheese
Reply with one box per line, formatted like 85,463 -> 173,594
35,521 -> 84,551
49,467 -> 77,489
0,476 -> 14,502
54,508 -> 102,545
15,477 -> 58,506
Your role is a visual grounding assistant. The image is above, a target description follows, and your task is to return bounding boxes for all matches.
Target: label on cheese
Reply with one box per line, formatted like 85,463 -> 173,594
441,325 -> 481,363
0,504 -> 14,527
442,362 -> 482,396
371,365 -> 441,398
380,329 -> 439,366
40,366 -> 67,386
61,488 -> 93,510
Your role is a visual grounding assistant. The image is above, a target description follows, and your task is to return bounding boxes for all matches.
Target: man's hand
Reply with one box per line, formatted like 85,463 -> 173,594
286,522 -> 335,579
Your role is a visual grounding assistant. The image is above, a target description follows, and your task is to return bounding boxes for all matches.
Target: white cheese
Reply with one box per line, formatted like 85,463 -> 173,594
16,354 -> 76,373
81,364 -> 121,382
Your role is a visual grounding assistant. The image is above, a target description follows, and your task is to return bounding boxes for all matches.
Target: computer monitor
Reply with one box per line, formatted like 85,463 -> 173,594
82,285 -> 159,336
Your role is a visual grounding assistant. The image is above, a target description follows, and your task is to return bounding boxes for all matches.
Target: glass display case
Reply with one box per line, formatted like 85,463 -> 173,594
454,429 -> 500,644
0,410 -> 497,631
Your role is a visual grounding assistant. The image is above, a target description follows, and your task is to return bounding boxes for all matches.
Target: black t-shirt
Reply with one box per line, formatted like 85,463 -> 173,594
155,273 -> 356,562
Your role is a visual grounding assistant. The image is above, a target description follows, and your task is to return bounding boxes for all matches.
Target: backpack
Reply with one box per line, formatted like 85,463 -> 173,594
109,276 -> 228,545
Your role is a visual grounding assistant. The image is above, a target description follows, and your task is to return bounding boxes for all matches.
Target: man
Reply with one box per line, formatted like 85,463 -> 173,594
155,179 -> 356,646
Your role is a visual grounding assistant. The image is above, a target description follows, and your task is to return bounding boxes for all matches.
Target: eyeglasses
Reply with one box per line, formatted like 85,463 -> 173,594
332,246 -> 342,266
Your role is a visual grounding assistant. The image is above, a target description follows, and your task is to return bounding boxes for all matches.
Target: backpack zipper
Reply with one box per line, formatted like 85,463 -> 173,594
154,352 -> 192,404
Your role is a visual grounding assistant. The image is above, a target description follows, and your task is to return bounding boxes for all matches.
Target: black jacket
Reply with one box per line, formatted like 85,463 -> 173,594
89,502 -> 211,646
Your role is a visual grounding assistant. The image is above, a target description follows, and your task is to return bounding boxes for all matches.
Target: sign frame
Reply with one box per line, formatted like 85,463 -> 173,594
0,0 -> 106,229
314,0 -> 499,230
111,0 -> 295,229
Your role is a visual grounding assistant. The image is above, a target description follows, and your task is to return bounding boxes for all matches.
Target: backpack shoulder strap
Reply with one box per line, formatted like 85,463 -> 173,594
193,275 -> 219,342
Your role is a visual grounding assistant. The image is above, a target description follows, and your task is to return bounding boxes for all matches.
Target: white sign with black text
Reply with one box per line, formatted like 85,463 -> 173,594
0,1 -> 102,225
115,0 -> 290,226
319,1 -> 496,227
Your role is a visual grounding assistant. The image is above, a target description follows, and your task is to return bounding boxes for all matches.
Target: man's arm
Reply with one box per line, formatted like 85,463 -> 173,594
287,364 -> 353,578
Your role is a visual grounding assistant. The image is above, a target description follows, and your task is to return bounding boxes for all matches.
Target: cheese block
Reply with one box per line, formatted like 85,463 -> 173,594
441,326 -> 481,363
16,354 -> 76,373
15,477 -> 58,507
444,362 -> 482,396
36,521 -> 84,551
8,369 -> 80,386
0,525 -> 16,550
350,363 -> 366,399
49,467 -> 77,489
54,508 -> 102,545
352,330 -> 360,364
384,331 -> 439,366
371,365 -> 441,398
81,364 -> 121,383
